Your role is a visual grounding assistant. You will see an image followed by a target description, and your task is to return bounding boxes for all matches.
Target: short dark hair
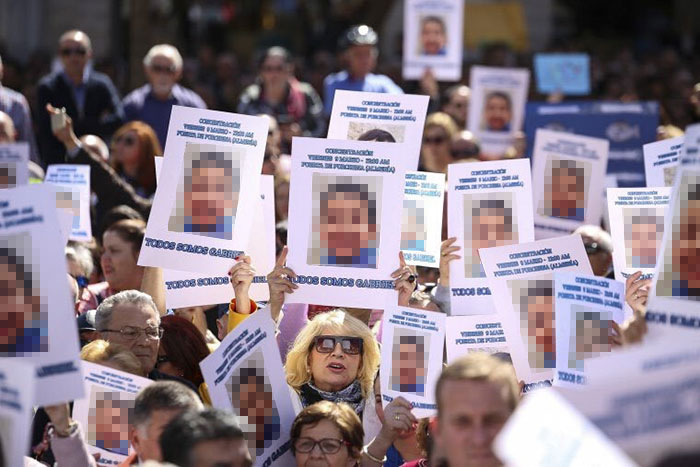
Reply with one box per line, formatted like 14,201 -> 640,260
357,129 -> 396,142
290,401 -> 363,458
320,183 -> 377,225
160,408 -> 245,467
131,381 -> 202,429
421,15 -> 446,32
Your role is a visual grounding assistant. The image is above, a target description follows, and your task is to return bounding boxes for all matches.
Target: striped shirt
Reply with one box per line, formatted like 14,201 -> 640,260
0,84 -> 39,162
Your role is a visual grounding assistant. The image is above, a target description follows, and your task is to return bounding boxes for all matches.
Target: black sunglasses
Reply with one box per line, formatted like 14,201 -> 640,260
423,136 -> 447,145
313,335 -> 363,355
60,47 -> 87,57
116,135 -> 137,146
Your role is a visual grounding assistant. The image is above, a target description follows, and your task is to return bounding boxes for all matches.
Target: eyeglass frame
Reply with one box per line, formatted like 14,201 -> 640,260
293,437 -> 351,454
312,335 -> 364,355
100,325 -> 164,341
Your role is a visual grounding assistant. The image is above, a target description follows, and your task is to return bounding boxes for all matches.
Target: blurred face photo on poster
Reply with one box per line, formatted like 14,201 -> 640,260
623,207 -> 665,268
419,15 -> 447,56
87,388 -> 134,456
401,199 -> 427,251
55,189 -> 81,229
567,305 -> 611,371
657,172 -> 700,300
0,163 -> 17,188
0,232 -> 47,356
225,350 -> 281,457
308,174 -> 382,269
390,329 -> 430,396
481,91 -> 513,132
540,156 -> 591,221
168,142 -> 241,240
463,193 -> 518,278
508,275 -> 554,370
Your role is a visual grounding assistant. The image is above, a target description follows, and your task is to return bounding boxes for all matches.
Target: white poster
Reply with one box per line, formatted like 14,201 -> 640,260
200,308 -> 295,466
138,105 -> 268,273
327,90 -> 429,168
45,164 -> 92,241
72,361 -> 153,465
285,137 -> 410,308
643,136 -> 682,188
531,129 -> 609,239
402,0 -> 464,81
553,272 -> 626,389
447,159 -> 535,315
380,306 -> 445,417
163,175 -> 276,308
479,235 -> 593,391
444,315 -> 510,364
0,184 -> 83,405
467,66 -> 530,156
0,142 -> 29,188
401,171 -> 445,268
0,359 -> 35,467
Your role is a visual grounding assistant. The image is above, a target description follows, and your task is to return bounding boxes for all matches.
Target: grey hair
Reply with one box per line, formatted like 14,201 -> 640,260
143,44 -> 183,70
65,242 -> 95,278
95,290 -> 159,331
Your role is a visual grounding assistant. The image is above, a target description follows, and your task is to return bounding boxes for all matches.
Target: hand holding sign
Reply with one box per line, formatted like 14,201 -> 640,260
392,251 -> 417,307
378,396 -> 418,445
625,271 -> 651,314
267,246 -> 298,320
438,237 -> 461,288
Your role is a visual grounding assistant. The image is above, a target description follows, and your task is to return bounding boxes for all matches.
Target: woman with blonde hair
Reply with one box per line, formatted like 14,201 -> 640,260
109,121 -> 162,197
80,338 -> 145,376
420,112 -> 459,174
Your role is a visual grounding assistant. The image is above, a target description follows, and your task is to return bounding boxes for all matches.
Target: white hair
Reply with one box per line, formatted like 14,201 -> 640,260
143,44 -> 183,71
65,242 -> 95,278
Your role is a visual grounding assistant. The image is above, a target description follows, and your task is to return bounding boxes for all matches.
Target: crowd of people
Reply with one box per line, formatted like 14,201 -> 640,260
0,18 -> 695,467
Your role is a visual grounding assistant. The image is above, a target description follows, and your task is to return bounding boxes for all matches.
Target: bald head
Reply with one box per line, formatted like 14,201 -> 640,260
59,30 -> 92,51
0,111 -> 16,143
58,30 -> 92,81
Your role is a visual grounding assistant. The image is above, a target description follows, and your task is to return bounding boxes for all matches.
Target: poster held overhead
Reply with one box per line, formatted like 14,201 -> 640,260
444,315 -> 510,364
400,171 -> 445,268
534,53 -> 590,95
643,136 -> 683,188
45,164 -> 92,241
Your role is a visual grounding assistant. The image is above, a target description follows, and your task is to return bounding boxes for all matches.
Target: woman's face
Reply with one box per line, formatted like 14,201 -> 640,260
294,419 -> 357,467
261,56 -> 288,88
101,231 -> 143,292
308,330 -> 362,393
155,348 -> 182,379
421,126 -> 452,170
112,130 -> 141,170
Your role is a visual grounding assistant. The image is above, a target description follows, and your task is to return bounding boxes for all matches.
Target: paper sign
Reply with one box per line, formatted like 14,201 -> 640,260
0,184 -> 83,405
468,66 -> 530,156
643,136 -> 682,188
0,142 -> 29,188
138,105 -> 268,273
401,171 -> 445,268
162,175 -> 276,308
402,0 -> 464,81
72,361 -> 153,464
0,359 -> 35,467
45,164 -> 92,241
327,90 -> 429,168
494,388 -> 636,467
285,137 -> 409,308
445,315 -> 510,364
200,308 -> 295,466
553,272 -> 626,389
54,200 -> 74,246
534,53 -> 590,95
562,339 -> 700,466
531,129 -> 609,239
479,235 -> 593,390
380,306 -> 445,417
447,159 -> 535,315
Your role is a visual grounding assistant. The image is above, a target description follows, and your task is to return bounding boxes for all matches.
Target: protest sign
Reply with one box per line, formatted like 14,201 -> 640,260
380,306 -> 445,417
45,164 -> 92,241
444,315 -> 510,364
200,308 -> 295,466
0,184 -> 83,405
402,0 -> 464,81
138,105 -> 268,273
468,66 -> 530,156
643,136 -> 682,188
479,235 -> 592,391
54,199 -> 74,246
0,359 -> 35,467
400,171 -> 445,268
531,129 -> 609,239
0,142 -> 29,188
447,159 -> 535,315
562,339 -> 700,466
327,90 -> 429,168
534,53 -> 590,95
553,272 -> 626,389
162,174 -> 276,308
494,388 -> 636,467
72,361 -> 153,465
285,137 -> 409,308
524,101 -> 659,187
607,187 -> 671,286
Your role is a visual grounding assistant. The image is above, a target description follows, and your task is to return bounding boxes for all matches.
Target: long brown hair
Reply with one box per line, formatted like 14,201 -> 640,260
110,121 -> 161,195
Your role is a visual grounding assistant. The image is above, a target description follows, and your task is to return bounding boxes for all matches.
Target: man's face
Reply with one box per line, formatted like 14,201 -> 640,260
184,165 -> 236,229
59,35 -> 90,77
145,54 -> 180,97
676,198 -> 700,289
548,167 -> 584,218
484,96 -> 511,132
100,304 -> 160,374
525,293 -> 554,368
346,45 -> 376,78
575,315 -> 610,360
320,191 -> 375,260
0,257 -> 42,353
131,409 -> 181,462
190,438 -> 252,467
444,91 -> 469,128
236,375 -> 276,443
421,20 -> 446,55
436,379 -> 512,467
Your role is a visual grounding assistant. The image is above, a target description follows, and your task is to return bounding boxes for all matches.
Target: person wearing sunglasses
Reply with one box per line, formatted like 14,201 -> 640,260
108,121 -> 161,198
123,44 -> 206,149
291,401 -> 364,467
37,29 -> 124,167
420,112 -> 459,174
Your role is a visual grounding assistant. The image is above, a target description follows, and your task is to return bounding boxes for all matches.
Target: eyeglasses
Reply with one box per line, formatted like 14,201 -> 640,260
294,437 -> 349,454
313,335 -> 363,355
423,136 -> 447,145
60,47 -> 87,57
101,326 -> 164,341
151,63 -> 177,74
116,135 -> 137,146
